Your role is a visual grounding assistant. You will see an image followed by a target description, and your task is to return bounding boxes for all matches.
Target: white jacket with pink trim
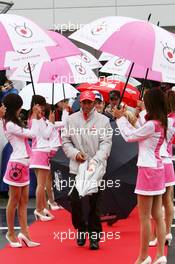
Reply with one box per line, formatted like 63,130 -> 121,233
30,118 -> 54,152
46,110 -> 68,151
4,120 -> 38,161
160,116 -> 175,163
48,121 -> 64,151
117,117 -> 165,168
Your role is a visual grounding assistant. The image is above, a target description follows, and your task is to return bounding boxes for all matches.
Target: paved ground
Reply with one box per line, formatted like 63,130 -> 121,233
0,193 -> 35,249
0,194 -> 175,263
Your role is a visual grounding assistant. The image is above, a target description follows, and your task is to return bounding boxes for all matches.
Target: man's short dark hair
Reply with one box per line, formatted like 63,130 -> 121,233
109,90 -> 121,100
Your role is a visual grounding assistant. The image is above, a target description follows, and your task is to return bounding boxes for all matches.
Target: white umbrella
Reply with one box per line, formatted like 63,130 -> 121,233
104,75 -> 141,87
70,16 -> 175,79
100,55 -> 174,83
4,47 -> 51,68
19,83 -> 79,110
98,52 -> 113,61
9,56 -> 98,84
79,48 -> 102,69
0,14 -> 56,69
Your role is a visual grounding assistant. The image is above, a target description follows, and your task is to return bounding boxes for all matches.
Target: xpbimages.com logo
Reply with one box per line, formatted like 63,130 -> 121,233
53,22 -> 85,33
61,126 -> 121,137
53,175 -> 121,192
53,229 -> 121,243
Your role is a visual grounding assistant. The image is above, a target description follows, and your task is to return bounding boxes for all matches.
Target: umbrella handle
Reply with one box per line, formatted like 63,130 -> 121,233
52,82 -> 54,106
28,62 -> 35,95
62,83 -> 66,100
139,68 -> 149,100
139,21 -> 160,100
147,13 -> 152,22
117,62 -> 135,108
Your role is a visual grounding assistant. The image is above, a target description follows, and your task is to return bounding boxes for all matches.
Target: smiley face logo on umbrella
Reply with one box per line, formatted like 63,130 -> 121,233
17,48 -> 33,54
91,22 -> 108,35
81,52 -> 91,63
23,63 -> 36,73
74,63 -> 86,75
51,74 -> 59,82
114,58 -> 126,67
162,42 -> 175,64
10,23 -> 33,38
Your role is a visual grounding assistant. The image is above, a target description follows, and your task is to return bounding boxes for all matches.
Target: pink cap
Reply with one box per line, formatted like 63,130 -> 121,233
80,90 -> 95,102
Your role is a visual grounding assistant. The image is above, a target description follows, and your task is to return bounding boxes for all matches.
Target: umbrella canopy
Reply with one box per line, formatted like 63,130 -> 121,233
98,52 -> 113,61
0,14 -> 56,69
106,75 -> 141,88
79,48 -> 102,69
76,77 -> 140,107
19,83 -> 79,110
9,56 -> 98,84
4,47 -> 51,69
70,16 -> 175,81
100,55 -> 171,83
46,30 -> 81,59
3,30 -> 81,70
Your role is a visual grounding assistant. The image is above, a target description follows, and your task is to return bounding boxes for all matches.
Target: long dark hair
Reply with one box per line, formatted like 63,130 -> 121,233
3,94 -> 24,127
166,90 -> 175,114
143,87 -> 167,137
28,94 -> 46,118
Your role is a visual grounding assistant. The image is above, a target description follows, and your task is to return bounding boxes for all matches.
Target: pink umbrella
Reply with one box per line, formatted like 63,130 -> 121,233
9,56 -> 98,104
9,56 -> 98,84
100,56 -> 165,83
0,16 -> 81,72
3,25 -> 81,94
3,30 -> 81,69
70,16 -> 175,79
46,30 -> 81,60
0,14 -> 57,69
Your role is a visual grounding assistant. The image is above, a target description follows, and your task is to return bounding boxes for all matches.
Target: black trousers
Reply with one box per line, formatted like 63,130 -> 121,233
69,174 -> 102,235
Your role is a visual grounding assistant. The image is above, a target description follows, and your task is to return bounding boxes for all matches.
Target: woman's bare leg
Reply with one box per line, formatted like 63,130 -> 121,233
135,195 -> 153,264
152,195 -> 166,260
6,186 -> 21,242
163,186 -> 174,235
35,169 -> 48,213
18,185 -> 30,238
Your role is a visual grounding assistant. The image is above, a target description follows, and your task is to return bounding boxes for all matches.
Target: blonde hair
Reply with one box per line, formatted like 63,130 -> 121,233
124,110 -> 137,127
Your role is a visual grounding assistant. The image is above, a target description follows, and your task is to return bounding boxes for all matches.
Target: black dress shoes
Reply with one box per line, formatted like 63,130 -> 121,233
76,231 -> 86,246
89,239 -> 99,250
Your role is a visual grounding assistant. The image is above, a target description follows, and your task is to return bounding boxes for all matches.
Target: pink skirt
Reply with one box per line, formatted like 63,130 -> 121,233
29,151 -> 50,170
3,161 -> 29,187
49,150 -> 57,160
135,167 -> 165,196
164,163 -> 175,187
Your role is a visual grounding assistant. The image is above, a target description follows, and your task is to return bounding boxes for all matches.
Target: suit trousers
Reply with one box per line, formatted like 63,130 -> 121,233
69,174 -> 102,236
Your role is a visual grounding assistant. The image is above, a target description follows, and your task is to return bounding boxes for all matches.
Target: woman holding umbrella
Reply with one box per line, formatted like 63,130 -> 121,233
29,95 -> 55,221
149,90 -> 175,247
113,88 -> 168,264
2,94 -> 40,248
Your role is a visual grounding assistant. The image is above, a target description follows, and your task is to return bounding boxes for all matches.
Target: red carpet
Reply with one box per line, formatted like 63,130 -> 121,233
0,208 -> 167,264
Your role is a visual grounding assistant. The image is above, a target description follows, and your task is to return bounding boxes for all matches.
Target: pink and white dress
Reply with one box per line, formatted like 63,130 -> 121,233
29,117 -> 54,170
3,121 -> 37,187
117,117 -> 165,196
160,114 -> 175,187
